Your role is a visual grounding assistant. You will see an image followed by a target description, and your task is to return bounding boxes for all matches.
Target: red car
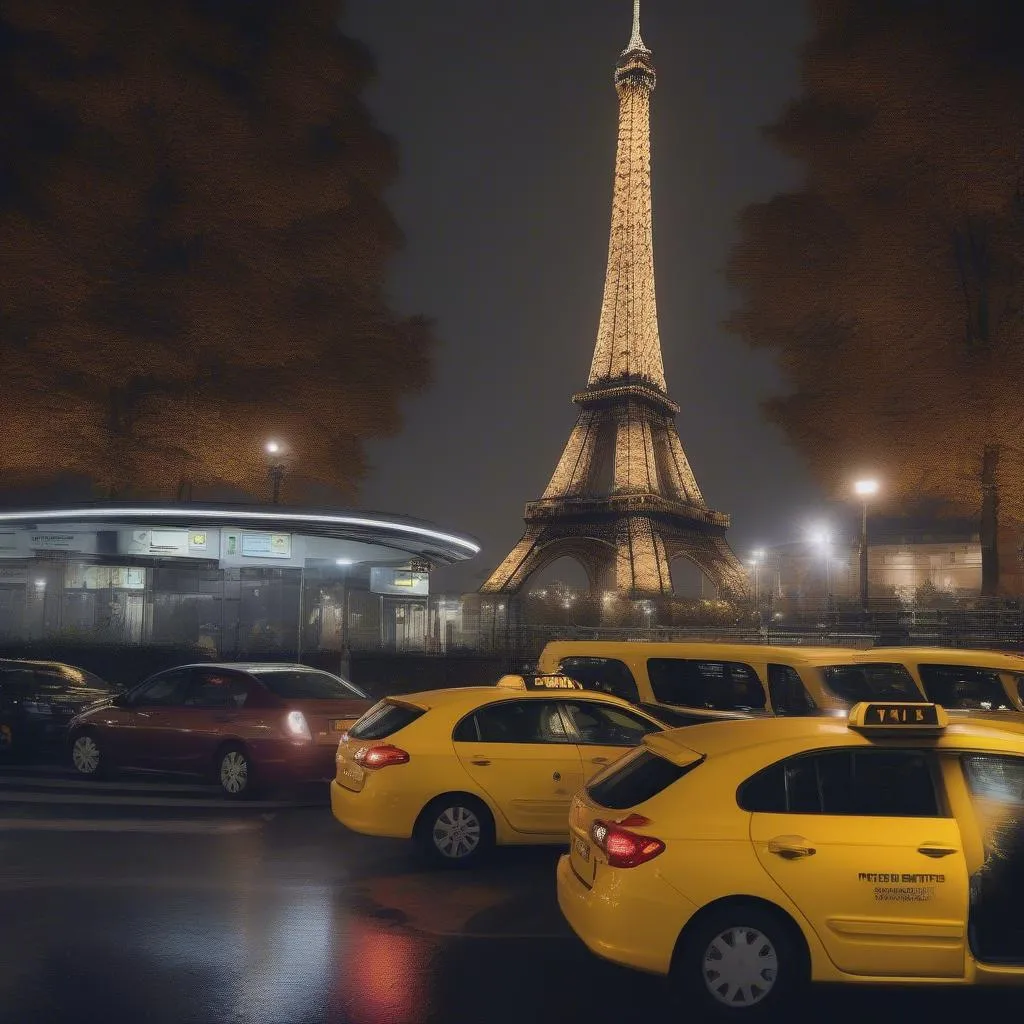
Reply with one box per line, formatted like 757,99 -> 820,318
67,662 -> 373,797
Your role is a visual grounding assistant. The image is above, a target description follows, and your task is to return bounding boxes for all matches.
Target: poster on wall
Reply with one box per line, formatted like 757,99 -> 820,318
29,532 -> 97,554
370,568 -> 429,596
120,529 -> 214,558
240,532 -> 291,558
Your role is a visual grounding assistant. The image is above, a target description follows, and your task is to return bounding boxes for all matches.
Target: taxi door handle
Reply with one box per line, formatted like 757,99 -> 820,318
918,843 -> 958,858
470,758 -> 491,766
767,836 -> 816,859
590,756 -> 610,765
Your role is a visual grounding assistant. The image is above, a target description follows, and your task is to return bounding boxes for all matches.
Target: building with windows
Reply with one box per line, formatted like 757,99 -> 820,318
0,503 -> 479,657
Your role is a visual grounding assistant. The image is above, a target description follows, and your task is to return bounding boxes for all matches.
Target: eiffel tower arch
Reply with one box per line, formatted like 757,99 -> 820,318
482,1 -> 749,603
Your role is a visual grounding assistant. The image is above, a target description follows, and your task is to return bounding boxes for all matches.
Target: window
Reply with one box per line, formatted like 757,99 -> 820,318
557,657 -> 640,703
588,749 -> 701,810
918,664 -> 1013,711
250,669 -> 367,700
460,700 -> 571,744
0,670 -> 37,699
963,755 -> 1024,807
738,749 -> 941,817
560,700 -> 661,746
33,666 -> 114,693
768,664 -> 816,716
183,671 -> 249,709
647,659 -> 766,711
349,701 -> 424,740
819,663 -> 924,704
129,671 -> 191,707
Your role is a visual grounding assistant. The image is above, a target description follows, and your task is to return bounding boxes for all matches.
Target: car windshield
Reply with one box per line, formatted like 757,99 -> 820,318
818,662 -> 925,704
252,670 -> 367,700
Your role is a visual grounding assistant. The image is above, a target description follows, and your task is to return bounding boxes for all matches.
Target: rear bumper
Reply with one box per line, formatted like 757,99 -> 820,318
329,778 -> 417,839
255,743 -> 338,784
556,854 -> 694,975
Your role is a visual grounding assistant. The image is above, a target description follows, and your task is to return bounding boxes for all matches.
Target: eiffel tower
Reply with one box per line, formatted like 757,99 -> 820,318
481,1 -> 748,601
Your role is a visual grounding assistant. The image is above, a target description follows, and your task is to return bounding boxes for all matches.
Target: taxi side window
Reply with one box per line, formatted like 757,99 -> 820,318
917,664 -> 1012,711
454,701 -> 571,744
647,659 -> 766,711
739,749 -> 942,817
767,664 -> 816,716
557,657 -> 640,703
560,700 -> 661,746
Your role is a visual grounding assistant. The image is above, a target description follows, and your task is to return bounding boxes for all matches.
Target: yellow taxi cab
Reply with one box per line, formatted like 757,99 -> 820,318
536,639 -> 929,718
557,701 -> 1024,1017
330,674 -> 668,866
864,646 -> 1024,714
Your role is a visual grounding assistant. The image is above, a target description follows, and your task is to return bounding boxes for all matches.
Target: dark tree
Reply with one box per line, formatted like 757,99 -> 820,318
0,0 -> 433,501
727,0 -> 1024,592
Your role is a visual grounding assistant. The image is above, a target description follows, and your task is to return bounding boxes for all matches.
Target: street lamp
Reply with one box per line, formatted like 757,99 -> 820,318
749,549 -> 765,606
810,529 -> 832,610
264,440 -> 287,504
854,479 -> 879,611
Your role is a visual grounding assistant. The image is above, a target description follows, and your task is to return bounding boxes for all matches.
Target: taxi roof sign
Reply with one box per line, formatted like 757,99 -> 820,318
496,673 -> 583,691
848,701 -> 948,732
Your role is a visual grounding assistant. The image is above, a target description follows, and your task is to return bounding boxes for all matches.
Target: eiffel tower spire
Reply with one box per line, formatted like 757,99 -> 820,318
481,3 -> 748,601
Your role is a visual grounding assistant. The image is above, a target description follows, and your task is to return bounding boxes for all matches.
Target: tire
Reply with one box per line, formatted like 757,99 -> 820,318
415,794 -> 495,868
215,743 -> 253,799
70,730 -> 109,778
670,902 -> 808,1019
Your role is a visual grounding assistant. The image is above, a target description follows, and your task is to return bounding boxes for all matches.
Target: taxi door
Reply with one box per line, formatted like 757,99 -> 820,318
453,699 -> 584,835
747,747 -> 969,978
558,698 -> 664,781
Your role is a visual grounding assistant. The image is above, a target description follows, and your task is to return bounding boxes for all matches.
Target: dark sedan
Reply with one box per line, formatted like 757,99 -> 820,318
0,659 -> 118,761
67,662 -> 373,797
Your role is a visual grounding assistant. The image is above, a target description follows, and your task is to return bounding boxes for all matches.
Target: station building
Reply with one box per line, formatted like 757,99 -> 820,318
0,503 -> 479,658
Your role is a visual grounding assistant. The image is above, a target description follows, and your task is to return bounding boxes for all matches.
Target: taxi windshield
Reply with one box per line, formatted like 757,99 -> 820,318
818,662 -> 924,705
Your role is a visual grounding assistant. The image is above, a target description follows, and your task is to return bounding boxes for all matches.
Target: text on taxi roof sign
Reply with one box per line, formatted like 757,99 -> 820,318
848,702 -> 947,731
495,673 -> 583,691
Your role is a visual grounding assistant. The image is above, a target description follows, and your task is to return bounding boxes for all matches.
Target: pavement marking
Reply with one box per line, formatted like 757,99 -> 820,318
0,816 -> 264,834
0,790 -> 312,809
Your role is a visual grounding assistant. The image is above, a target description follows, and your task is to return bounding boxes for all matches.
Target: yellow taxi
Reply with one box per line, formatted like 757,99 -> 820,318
557,701 -> 1024,1017
330,675 -> 668,866
536,639 -> 929,717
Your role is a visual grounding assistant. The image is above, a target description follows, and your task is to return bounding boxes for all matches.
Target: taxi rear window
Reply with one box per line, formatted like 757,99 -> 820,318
588,749 -> 700,810
348,701 -> 424,740
819,663 -> 924,705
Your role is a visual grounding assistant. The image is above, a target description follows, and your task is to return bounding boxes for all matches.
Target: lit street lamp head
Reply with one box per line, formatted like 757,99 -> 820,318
265,441 -> 281,455
854,478 -> 879,497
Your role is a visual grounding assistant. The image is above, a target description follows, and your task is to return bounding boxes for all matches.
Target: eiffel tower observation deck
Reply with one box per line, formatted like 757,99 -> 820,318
482,1 -> 749,600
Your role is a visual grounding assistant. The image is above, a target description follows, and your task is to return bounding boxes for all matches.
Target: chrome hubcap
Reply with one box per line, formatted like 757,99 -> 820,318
72,736 -> 100,774
432,806 -> 481,858
220,751 -> 248,793
702,927 -> 778,1007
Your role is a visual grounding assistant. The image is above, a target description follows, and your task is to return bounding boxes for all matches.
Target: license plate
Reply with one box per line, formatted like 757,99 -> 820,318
573,836 -> 590,862
331,719 -> 347,732
341,761 -> 365,784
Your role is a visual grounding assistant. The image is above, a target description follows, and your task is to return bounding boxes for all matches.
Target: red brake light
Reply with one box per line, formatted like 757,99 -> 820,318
354,744 -> 410,769
590,818 -> 665,868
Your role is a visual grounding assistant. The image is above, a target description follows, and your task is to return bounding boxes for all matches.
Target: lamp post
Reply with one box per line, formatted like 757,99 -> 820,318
265,441 -> 286,504
811,529 -> 832,611
749,549 -> 765,607
854,479 -> 879,612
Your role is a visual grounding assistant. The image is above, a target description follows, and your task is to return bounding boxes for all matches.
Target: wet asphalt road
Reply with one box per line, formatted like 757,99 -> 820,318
0,767 -> 1020,1024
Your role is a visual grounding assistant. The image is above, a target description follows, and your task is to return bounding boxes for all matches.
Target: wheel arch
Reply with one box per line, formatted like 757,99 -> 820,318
672,894 -> 812,974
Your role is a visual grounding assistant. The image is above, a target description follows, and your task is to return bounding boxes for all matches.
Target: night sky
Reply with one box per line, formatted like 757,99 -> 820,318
346,0 -> 819,595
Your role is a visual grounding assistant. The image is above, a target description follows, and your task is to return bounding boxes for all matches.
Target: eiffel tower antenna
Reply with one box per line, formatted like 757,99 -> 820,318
481,2 -> 748,601
625,0 -> 648,53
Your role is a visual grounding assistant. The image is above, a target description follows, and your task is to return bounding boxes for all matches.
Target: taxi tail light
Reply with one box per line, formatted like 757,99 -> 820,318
354,744 -> 410,769
591,818 -> 665,868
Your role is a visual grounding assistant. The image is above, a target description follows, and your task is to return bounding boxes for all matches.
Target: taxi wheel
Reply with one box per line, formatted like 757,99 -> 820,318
216,743 -> 254,799
671,903 -> 808,1019
416,795 -> 494,868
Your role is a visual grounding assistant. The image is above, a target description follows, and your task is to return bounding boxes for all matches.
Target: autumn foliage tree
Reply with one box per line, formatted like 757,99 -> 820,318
0,0 -> 432,501
727,0 -> 1024,591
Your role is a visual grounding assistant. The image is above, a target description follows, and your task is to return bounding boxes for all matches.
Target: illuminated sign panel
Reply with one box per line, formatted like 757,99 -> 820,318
240,532 -> 291,558
370,568 -> 429,596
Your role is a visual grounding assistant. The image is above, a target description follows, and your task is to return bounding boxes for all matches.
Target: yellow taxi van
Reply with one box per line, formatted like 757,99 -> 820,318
536,640 -> 928,718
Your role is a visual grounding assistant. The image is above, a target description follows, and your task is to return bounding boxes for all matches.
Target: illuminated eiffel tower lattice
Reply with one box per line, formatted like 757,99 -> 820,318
481,1 -> 748,600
